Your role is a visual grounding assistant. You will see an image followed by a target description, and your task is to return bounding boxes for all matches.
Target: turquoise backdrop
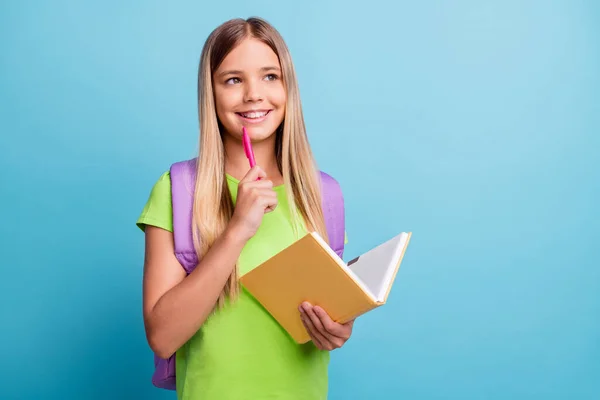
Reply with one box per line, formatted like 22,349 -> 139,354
1,1 -> 598,399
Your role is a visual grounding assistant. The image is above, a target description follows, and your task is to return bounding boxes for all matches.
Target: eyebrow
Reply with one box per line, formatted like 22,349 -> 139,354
218,66 -> 281,78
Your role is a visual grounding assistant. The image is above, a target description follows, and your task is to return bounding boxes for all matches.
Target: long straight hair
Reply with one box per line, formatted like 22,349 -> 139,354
193,17 -> 328,307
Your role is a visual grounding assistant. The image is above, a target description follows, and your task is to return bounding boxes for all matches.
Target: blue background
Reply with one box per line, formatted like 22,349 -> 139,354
1,0 -> 598,399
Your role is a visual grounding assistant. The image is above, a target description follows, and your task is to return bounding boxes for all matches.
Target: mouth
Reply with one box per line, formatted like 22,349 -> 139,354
235,109 -> 272,123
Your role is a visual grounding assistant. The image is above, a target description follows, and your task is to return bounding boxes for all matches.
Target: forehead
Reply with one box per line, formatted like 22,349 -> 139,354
217,37 -> 280,72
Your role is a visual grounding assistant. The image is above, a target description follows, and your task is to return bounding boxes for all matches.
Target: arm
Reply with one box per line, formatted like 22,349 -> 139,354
142,166 -> 277,359
142,224 -> 247,359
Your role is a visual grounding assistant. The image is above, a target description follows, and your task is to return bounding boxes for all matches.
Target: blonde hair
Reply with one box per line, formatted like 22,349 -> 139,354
193,17 -> 328,307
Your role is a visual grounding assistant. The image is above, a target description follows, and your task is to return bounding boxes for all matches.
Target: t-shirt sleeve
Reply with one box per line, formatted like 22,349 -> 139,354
136,171 -> 173,233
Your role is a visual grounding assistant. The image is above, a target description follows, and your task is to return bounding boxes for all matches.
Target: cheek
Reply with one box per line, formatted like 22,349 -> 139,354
213,88 -> 226,119
214,87 -> 238,116
272,85 -> 287,110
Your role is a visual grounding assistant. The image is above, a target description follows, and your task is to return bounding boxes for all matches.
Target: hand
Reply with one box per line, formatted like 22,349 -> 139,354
299,302 -> 354,351
228,166 -> 278,242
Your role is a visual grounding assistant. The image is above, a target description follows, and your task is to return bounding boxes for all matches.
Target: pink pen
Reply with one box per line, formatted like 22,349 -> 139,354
242,126 -> 260,179
242,126 -> 256,167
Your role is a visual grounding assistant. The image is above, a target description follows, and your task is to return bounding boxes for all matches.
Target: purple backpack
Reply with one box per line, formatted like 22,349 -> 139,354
151,158 -> 345,390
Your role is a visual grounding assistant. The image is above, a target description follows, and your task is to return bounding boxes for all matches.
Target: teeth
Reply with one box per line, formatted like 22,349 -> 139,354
241,111 -> 268,119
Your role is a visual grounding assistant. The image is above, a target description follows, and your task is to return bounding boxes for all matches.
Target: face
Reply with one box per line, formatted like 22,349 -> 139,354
213,37 -> 286,142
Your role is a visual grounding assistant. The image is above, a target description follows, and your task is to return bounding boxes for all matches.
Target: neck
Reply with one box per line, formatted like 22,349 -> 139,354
223,132 -> 283,185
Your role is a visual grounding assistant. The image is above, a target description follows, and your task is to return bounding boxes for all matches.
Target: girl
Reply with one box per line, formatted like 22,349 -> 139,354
136,17 -> 354,399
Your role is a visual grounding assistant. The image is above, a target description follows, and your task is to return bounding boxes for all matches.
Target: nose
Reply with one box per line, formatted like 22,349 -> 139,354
243,79 -> 263,103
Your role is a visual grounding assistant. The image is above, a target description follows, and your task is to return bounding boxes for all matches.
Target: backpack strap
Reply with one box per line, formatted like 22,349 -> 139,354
170,158 -> 199,274
319,171 -> 345,259
150,159 -> 198,391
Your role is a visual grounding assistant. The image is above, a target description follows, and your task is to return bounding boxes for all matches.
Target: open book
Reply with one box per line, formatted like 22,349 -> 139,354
239,231 -> 412,343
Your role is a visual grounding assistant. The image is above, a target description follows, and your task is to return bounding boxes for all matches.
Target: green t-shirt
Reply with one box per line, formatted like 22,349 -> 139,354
137,172 -> 333,400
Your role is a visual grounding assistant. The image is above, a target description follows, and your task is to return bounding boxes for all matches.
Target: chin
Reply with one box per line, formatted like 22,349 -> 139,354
246,125 -> 281,141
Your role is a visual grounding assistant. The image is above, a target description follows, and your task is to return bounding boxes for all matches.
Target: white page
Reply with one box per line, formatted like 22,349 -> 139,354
310,232 -> 377,301
346,232 -> 408,302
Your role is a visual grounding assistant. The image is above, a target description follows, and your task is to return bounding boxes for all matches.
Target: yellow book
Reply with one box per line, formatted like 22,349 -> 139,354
240,231 -> 412,343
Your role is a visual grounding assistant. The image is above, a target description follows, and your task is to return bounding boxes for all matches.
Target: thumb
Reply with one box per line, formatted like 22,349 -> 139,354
240,165 -> 267,183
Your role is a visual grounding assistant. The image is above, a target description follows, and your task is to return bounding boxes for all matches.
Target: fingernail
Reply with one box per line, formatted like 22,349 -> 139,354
298,305 -> 304,313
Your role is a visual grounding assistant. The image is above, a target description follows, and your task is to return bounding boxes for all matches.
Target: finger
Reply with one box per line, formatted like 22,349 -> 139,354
240,166 -> 267,183
264,204 -> 277,213
300,311 -> 325,350
313,306 -> 347,339
260,192 -> 278,213
245,179 -> 273,190
256,189 -> 277,198
302,303 -> 336,344
300,306 -> 331,350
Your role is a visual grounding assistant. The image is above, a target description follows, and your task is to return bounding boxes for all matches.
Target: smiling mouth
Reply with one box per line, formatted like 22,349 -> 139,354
236,110 -> 272,119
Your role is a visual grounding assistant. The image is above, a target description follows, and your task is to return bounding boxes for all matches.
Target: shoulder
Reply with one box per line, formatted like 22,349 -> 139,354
318,170 -> 343,195
170,158 -> 198,178
318,170 -> 337,182
318,170 -> 347,248
157,170 -> 172,184
136,157 -> 198,234
318,170 -> 345,214
136,171 -> 173,232
151,170 -> 172,196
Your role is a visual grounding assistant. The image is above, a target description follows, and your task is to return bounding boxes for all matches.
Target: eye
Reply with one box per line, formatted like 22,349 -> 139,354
225,77 -> 241,85
265,73 -> 279,81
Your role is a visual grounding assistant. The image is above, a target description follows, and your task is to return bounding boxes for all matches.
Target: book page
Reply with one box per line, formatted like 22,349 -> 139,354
346,233 -> 408,302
